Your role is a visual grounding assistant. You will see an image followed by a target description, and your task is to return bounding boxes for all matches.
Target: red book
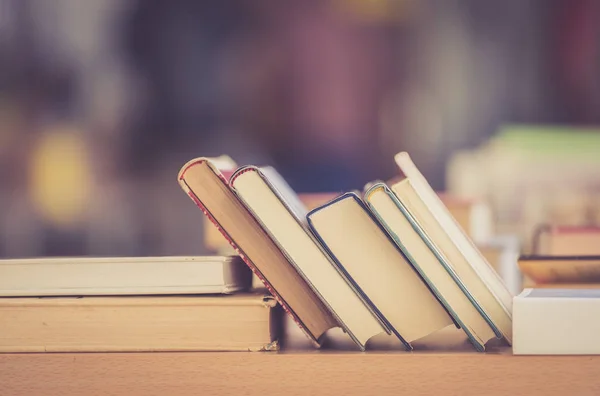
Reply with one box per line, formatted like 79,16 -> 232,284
178,158 -> 337,345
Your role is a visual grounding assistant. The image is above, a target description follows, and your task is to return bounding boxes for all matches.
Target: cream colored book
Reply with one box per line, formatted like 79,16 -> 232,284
0,293 -> 279,352
513,288 -> 600,355
365,183 -> 497,351
394,152 -> 513,343
230,166 -> 386,350
307,193 -> 453,349
0,256 -> 251,297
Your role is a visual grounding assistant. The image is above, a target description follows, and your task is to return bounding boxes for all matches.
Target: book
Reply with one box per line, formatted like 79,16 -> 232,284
446,125 -> 600,251
365,183 -> 497,351
178,158 -> 337,345
393,152 -> 513,343
533,225 -> 600,255
0,293 -> 280,352
513,288 -> 600,355
307,193 -> 454,349
0,256 -> 251,297
230,166 -> 386,350
518,255 -> 600,284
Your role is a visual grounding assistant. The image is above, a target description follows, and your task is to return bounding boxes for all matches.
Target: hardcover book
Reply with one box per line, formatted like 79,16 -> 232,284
0,293 -> 280,352
178,158 -> 337,345
307,193 -> 454,350
0,256 -> 251,297
365,183 -> 498,351
394,152 -> 513,344
230,166 -> 387,350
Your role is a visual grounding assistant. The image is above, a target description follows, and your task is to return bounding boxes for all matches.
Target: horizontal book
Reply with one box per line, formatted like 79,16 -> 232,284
178,158 -> 337,345
307,193 -> 453,350
518,255 -> 600,284
394,152 -> 513,344
230,166 -> 386,350
0,256 -> 251,297
0,293 -> 280,352
513,288 -> 600,355
533,225 -> 600,256
365,183 -> 497,351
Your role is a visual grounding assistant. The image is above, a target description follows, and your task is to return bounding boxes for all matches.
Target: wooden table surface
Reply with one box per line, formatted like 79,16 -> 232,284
2,348 -> 600,396
3,326 -> 600,396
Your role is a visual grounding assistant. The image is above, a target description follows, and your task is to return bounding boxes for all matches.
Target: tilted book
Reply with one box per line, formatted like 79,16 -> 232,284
178,158 -> 337,345
307,192 -> 454,350
365,182 -> 499,351
230,166 -> 388,350
393,152 -> 513,344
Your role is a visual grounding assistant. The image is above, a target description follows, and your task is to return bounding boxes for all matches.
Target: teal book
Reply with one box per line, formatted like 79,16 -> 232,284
365,182 -> 503,351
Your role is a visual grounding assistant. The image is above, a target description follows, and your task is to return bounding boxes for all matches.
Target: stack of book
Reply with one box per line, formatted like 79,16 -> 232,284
0,256 -> 280,352
519,225 -> 600,289
0,151 -> 515,353
446,125 -> 600,249
178,152 -> 514,351
514,224 -> 600,354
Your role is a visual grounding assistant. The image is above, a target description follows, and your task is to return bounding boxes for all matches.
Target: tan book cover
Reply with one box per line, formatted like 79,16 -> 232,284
307,193 -> 453,348
0,256 -> 251,297
0,294 -> 280,353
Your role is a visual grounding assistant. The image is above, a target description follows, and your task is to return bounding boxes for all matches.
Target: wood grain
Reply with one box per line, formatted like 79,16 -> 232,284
2,350 -> 600,396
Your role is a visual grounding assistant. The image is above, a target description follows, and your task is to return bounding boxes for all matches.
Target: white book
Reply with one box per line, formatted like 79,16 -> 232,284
230,166 -> 386,350
0,256 -> 251,296
514,288 -> 600,355
394,152 -> 513,343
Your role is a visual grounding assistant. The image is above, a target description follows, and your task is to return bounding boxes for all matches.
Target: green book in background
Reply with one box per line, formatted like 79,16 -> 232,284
493,124 -> 600,160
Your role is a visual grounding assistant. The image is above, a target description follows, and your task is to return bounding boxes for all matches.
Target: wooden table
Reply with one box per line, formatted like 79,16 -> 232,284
2,349 -> 600,396
3,325 -> 600,396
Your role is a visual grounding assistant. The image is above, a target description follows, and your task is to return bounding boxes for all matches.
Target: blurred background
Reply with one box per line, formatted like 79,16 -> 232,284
1,0 -> 599,259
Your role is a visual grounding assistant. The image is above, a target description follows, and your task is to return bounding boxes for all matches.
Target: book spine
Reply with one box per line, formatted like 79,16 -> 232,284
180,162 -> 318,345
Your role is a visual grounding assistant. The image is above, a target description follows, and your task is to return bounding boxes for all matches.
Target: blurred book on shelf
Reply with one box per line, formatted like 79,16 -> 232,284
519,255 -> 600,288
447,125 -> 600,253
533,225 -> 600,256
519,224 -> 600,289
